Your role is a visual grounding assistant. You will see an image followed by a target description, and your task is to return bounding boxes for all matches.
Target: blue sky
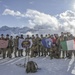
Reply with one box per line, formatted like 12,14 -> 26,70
0,0 -> 75,28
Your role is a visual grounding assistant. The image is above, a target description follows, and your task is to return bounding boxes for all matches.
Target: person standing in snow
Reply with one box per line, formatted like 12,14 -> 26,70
67,32 -> 74,59
0,34 -> 6,59
25,35 -> 31,56
18,35 -> 24,57
35,34 -> 41,57
7,36 -> 14,58
59,32 -> 65,58
55,35 -> 60,58
5,34 -> 10,58
40,34 -> 45,56
14,36 -> 19,57
46,34 -> 52,56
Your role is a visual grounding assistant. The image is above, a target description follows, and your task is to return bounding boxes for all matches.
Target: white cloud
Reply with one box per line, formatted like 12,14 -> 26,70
26,9 -> 75,35
59,10 -> 75,20
2,9 -> 75,35
26,9 -> 60,30
2,9 -> 25,17
59,10 -> 75,35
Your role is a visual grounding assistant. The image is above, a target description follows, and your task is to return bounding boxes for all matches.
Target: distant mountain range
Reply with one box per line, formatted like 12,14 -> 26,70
0,26 -> 29,35
0,26 -> 41,36
0,26 -> 61,36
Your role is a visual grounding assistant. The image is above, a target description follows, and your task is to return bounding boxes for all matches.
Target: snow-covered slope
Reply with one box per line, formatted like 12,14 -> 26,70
0,55 -> 75,75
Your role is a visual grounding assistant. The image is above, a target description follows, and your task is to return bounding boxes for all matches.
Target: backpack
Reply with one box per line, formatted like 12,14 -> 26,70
26,61 -> 38,73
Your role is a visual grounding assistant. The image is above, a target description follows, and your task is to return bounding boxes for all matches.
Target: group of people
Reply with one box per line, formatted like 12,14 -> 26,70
0,32 -> 75,59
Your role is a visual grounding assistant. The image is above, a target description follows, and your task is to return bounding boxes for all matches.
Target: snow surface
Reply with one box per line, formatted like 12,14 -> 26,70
0,55 -> 75,75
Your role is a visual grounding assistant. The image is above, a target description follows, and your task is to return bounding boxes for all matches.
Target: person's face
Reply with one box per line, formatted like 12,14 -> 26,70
45,35 -> 47,37
16,36 -> 18,39
27,35 -> 29,38
21,35 -> 23,38
48,34 -> 50,37
32,35 -> 35,38
51,35 -> 53,38
64,33 -> 66,36
6,36 -> 9,38
61,32 -> 64,36
10,36 -> 13,39
1,35 -> 4,38
41,35 -> 43,38
36,34 -> 38,37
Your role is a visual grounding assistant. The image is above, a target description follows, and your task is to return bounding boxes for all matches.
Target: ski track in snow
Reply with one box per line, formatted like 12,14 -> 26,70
67,53 -> 75,75
0,58 -> 17,65
67,53 -> 75,72
10,57 -> 25,65
71,63 -> 75,75
71,54 -> 75,75
0,58 -> 9,63
0,57 -> 25,65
